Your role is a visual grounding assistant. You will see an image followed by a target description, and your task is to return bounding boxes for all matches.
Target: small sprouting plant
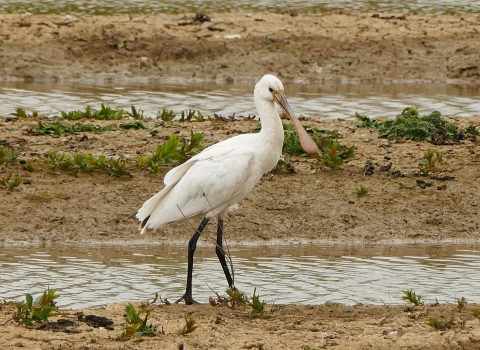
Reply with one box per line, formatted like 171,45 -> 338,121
119,121 -> 147,130
0,146 -> 20,165
45,151 -> 71,174
225,287 -> 248,307
96,156 -> 129,177
427,317 -> 446,331
2,172 -> 22,191
127,105 -> 144,120
181,314 -> 198,335
273,157 -> 296,173
356,185 -> 369,196
10,108 -> 38,118
322,143 -> 344,168
157,108 -> 176,122
13,289 -> 59,326
419,149 -> 443,174
250,289 -> 266,317
22,162 -> 35,172
456,297 -> 466,312
120,303 -> 155,340
402,289 -> 423,306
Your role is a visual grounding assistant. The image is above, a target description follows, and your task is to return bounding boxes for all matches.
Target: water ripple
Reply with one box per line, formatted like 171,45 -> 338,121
0,244 -> 479,309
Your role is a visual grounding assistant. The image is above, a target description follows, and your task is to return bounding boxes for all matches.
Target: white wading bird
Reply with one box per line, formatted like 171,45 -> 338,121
136,74 -> 318,304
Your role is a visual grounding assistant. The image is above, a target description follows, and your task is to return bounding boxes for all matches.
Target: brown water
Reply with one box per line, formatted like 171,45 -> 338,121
1,243 -> 479,309
0,81 -> 479,120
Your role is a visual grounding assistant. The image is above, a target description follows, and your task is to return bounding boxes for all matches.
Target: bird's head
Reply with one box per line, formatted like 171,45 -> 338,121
255,74 -> 318,155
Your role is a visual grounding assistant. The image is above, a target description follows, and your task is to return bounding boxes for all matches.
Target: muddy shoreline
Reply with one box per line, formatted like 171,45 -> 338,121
1,12 -> 480,85
1,11 -> 480,350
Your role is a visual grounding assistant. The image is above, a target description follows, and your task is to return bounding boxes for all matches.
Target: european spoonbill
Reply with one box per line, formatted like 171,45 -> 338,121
136,74 -> 318,304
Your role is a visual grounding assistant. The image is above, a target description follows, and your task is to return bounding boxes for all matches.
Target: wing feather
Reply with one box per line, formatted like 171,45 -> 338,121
138,143 -> 258,233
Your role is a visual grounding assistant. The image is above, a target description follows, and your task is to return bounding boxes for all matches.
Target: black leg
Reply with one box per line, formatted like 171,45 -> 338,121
176,217 -> 210,305
215,219 -> 234,288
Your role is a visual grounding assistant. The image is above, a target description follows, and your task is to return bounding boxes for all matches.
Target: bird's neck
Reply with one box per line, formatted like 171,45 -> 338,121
256,98 -> 284,150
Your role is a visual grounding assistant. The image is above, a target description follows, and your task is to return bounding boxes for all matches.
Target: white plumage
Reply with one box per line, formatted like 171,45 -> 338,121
136,74 -> 318,304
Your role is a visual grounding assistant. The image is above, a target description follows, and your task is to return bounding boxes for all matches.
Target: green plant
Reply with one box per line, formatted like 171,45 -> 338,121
461,124 -> 480,135
225,287 -> 248,307
456,297 -> 466,312
181,314 -> 198,335
273,156 -> 296,173
427,317 -> 446,331
419,150 -> 443,174
13,289 -> 59,326
137,131 -> 204,173
402,289 -> 423,306
60,103 -> 126,120
45,151 -> 71,174
157,108 -> 176,122
281,124 -> 355,168
119,121 -> 147,130
96,156 -> 129,177
127,105 -> 144,120
250,289 -> 266,317
356,185 -> 369,196
68,154 -> 96,176
355,107 -> 477,143
2,172 -> 22,190
120,303 -> 155,340
22,163 -> 35,172
10,108 -> 38,118
34,121 -> 111,136
0,146 -> 20,165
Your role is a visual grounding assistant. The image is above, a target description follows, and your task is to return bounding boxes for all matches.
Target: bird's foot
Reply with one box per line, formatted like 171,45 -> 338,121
174,293 -> 200,305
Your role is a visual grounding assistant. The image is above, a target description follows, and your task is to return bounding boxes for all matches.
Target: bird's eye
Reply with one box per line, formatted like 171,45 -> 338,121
269,87 -> 274,92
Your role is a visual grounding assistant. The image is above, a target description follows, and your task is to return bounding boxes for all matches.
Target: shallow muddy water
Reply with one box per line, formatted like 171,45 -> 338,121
0,0 -> 478,15
1,243 -> 479,309
1,81 -> 479,120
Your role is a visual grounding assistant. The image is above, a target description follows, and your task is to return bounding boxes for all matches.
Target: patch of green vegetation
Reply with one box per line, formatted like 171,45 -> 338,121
157,108 -> 176,122
34,121 -> 111,136
0,146 -> 20,165
402,289 -> 423,306
126,105 -> 145,120
13,289 -> 59,326
10,108 -> 38,118
225,287 -> 248,307
282,124 -> 355,168
419,149 -> 443,174
60,103 -> 127,120
137,131 -> 204,173
22,163 -> 35,172
273,156 -> 296,173
356,185 -> 369,196
120,303 -> 155,340
95,156 -> 129,177
250,289 -> 266,317
119,121 -> 147,130
45,151 -> 129,177
427,317 -> 447,331
355,106 -> 479,143
456,297 -> 466,312
181,314 -> 198,335
2,172 -> 22,191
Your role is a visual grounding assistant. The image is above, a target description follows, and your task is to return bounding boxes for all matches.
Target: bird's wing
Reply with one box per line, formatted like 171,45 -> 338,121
136,158 -> 198,226
143,146 -> 257,231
